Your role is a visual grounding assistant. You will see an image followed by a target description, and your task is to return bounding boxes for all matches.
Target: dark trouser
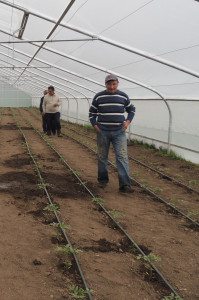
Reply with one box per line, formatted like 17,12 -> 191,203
42,114 -> 47,133
46,112 -> 61,134
97,128 -> 132,188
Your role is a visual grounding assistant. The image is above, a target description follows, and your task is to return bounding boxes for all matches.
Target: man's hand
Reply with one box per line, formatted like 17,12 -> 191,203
94,124 -> 101,133
123,120 -> 131,130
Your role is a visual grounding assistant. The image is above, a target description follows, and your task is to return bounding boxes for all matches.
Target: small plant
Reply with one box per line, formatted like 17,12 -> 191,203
188,179 -> 199,187
43,203 -> 60,213
51,222 -> 70,231
69,285 -> 87,299
137,253 -> 161,265
57,245 -> 82,255
58,222 -> 71,231
62,259 -> 72,270
73,170 -> 81,177
152,187 -> 163,193
92,197 -> 104,205
83,124 -> 93,131
159,147 -> 185,161
37,182 -> 50,190
108,209 -> 124,219
59,156 -> 65,162
187,210 -> 199,219
162,292 -> 183,300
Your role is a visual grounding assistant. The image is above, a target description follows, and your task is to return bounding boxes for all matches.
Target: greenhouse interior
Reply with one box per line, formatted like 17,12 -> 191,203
0,1 -> 198,300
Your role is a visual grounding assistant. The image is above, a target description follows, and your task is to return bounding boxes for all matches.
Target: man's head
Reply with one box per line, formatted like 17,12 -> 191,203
105,74 -> 119,94
48,85 -> 55,96
43,90 -> 48,96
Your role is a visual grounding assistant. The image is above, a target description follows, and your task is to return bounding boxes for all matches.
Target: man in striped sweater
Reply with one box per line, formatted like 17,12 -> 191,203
89,74 -> 136,193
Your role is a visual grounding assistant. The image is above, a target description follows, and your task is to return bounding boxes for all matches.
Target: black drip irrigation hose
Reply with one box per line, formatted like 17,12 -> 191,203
18,109 -> 183,299
62,122 -> 199,196
11,109 -> 93,300
25,109 -> 199,227
128,154 -> 199,195
60,127 -> 199,229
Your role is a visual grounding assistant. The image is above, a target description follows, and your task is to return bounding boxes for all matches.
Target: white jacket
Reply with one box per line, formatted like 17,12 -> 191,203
43,93 -> 61,113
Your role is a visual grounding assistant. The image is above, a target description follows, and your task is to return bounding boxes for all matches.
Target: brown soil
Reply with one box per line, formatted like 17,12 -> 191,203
1,107 -> 198,300
60,118 -> 199,222
24,108 -> 199,300
61,117 -> 199,193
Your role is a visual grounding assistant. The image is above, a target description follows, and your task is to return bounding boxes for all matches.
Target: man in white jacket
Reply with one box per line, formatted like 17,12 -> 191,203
43,85 -> 62,136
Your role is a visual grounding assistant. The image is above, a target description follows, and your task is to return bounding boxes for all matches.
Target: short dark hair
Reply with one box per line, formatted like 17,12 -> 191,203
48,85 -> 55,91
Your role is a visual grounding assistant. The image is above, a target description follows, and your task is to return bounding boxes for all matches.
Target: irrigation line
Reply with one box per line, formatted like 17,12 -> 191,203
26,108 -> 199,227
62,123 -> 199,195
128,155 -> 199,195
60,126 -> 199,229
11,109 -> 93,300
18,109 -> 183,299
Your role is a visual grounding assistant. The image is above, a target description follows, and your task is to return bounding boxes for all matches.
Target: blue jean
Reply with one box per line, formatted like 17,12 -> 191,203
97,128 -> 132,188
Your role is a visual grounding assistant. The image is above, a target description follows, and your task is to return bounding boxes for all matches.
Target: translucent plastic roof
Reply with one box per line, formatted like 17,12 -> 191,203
0,0 -> 199,99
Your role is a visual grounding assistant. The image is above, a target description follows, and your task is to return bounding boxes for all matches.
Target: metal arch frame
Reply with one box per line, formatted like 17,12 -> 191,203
0,54 -> 88,124
0,33 -> 173,149
0,52 -> 83,99
0,67 -> 65,99
13,0 -> 77,84
1,65 -> 76,99
0,0 -> 199,79
0,38 -> 97,43
1,42 -> 98,94
0,36 -> 103,90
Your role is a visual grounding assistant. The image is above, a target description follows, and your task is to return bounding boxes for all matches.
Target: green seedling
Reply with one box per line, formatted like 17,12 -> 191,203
188,179 -> 199,187
63,259 -> 72,269
92,197 -> 104,205
69,285 -> 87,299
162,293 -> 183,300
69,285 -> 93,300
37,182 -> 50,190
159,147 -> 185,161
108,209 -> 124,220
83,124 -> 93,131
58,222 -> 71,231
152,187 -> 163,193
137,253 -> 161,265
187,210 -> 199,219
50,222 -> 70,231
59,156 -> 65,162
73,170 -> 81,177
43,203 -> 60,213
57,245 -> 82,255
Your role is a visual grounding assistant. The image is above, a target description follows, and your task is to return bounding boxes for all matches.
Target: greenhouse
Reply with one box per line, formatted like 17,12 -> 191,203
0,1 -> 198,299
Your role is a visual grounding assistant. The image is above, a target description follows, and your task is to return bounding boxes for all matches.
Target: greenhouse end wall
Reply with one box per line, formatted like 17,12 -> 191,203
0,81 -> 32,107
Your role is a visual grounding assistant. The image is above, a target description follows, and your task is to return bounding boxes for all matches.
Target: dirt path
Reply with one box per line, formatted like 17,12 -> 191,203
22,108 -> 199,300
0,111 -> 72,300
61,122 -> 199,222
59,117 -> 199,194
11,109 -> 165,300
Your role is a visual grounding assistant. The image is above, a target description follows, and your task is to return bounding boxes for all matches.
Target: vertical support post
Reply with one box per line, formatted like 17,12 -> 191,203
75,99 -> 79,124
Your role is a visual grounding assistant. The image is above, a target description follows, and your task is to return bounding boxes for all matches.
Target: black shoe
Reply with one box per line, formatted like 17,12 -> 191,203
46,131 -> 51,136
57,130 -> 63,137
98,182 -> 108,188
119,185 -> 134,193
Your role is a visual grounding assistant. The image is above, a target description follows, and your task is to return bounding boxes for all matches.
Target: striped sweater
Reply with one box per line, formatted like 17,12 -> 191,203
89,90 -> 135,131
